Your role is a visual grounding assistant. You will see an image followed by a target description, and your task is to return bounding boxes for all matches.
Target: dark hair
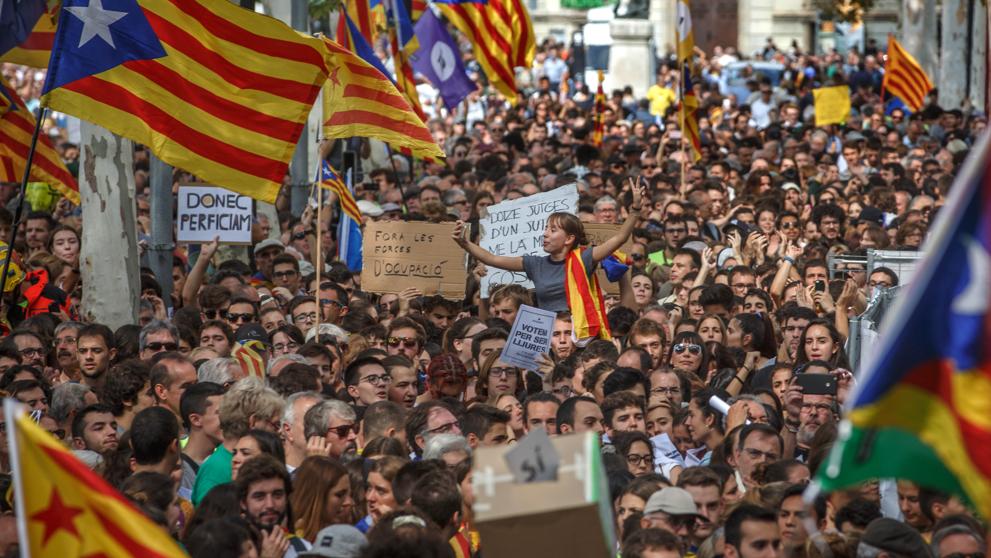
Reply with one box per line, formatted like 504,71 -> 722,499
183,483 -> 241,542
235,454 -> 290,503
835,497 -> 882,531
102,359 -> 152,417
601,392 -> 645,428
392,459 -> 446,505
180,382 -> 226,434
130,407 -> 179,465
344,356 -> 385,386
556,396 -> 595,430
239,429 -> 285,464
690,388 -> 726,435
699,284 -> 734,313
77,323 -> 115,350
120,471 -> 175,528
409,470 -> 462,530
611,430 -> 651,459
269,363 -> 320,397
737,423 -> 783,455
546,212 -> 588,246
522,392 -> 559,424
621,528 -> 682,558
71,403 -> 114,440
732,313 -> 777,359
470,327 -> 509,365
725,504 -> 778,551
460,404 -> 510,439
185,516 -> 259,558
602,367 -> 648,398
795,318 -> 851,369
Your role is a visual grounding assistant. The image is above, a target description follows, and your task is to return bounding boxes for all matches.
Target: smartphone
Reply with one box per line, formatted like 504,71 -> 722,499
795,373 -> 837,396
814,280 -> 826,293
669,130 -> 682,140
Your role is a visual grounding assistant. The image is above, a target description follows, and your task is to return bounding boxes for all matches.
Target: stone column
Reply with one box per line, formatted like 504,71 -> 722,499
901,0 -> 938,82
608,19 -> 654,98
939,0 -> 969,109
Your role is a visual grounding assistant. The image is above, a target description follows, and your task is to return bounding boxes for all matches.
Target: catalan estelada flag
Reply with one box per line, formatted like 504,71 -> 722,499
332,161 -> 362,272
565,249 -> 610,342
233,340 -> 265,378
0,76 -> 79,203
434,0 -> 534,103
7,400 -> 187,556
591,70 -> 605,147
814,131 -> 991,518
0,0 -> 57,67
385,0 -> 425,121
321,34 -> 444,161
882,34 -> 933,113
0,0 -> 46,59
675,0 -> 694,62
321,160 -> 361,223
680,66 -> 701,161
41,0 -> 330,204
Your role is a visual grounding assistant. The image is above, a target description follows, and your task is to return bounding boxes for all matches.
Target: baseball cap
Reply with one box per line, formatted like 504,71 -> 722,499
357,200 -> 383,217
381,202 -> 403,213
859,518 -> 931,557
235,324 -> 269,347
642,487 -> 706,519
301,525 -> 368,558
252,238 -> 284,256
857,206 -> 885,227
781,182 -> 801,193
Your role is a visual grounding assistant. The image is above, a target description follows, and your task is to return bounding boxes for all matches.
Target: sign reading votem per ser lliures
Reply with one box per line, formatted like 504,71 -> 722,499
361,221 -> 467,299
477,183 -> 579,297
177,185 -> 253,244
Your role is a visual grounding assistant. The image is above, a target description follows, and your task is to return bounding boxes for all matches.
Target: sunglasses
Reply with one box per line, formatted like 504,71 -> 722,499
387,336 -> 419,349
780,221 -> 798,229
228,313 -> 256,323
203,309 -> 229,320
320,299 -> 345,308
326,423 -> 357,438
146,342 -> 178,352
673,343 -> 702,355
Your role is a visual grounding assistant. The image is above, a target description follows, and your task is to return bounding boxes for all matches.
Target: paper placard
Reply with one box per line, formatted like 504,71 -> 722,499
583,222 -> 634,296
499,304 -> 556,370
477,184 -> 579,297
177,185 -> 253,244
361,221 -> 467,299
504,428 -> 560,483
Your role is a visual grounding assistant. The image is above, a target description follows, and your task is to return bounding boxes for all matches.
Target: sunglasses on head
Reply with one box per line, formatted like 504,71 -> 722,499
387,336 -> 418,349
673,343 -> 702,355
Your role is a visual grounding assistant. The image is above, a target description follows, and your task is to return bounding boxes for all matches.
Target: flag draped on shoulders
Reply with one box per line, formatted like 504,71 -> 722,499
814,131 -> 991,519
0,76 -> 78,203
882,34 -> 933,113
433,0 -> 534,103
9,402 -> 187,556
321,32 -> 444,161
40,0 -> 330,203
565,249 -> 610,342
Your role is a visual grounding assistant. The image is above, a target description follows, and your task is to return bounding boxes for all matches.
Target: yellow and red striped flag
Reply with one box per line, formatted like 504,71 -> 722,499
386,0 -> 426,121
564,249 -> 610,341
0,76 -> 78,203
434,0 -> 535,103
8,401 -> 187,556
592,70 -> 606,147
41,0 -> 330,204
321,35 -> 444,161
320,160 -> 361,223
233,340 -> 266,378
680,65 -> 702,162
0,2 -> 58,68
883,34 -> 933,112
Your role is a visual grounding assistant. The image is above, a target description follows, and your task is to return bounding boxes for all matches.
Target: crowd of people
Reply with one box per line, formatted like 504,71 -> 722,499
0,25 -> 988,558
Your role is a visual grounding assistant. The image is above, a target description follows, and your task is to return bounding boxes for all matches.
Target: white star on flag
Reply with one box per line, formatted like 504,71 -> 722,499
66,0 -> 128,49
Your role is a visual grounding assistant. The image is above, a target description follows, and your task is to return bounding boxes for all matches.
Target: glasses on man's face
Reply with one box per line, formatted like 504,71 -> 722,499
868,280 -> 892,289
552,385 -> 574,397
273,270 -> 298,279
489,367 -> 516,379
19,347 -> 43,357
326,423 -> 357,438
360,374 -> 392,386
673,343 -> 702,355
145,342 -> 178,352
780,221 -> 798,230
631,254 -> 645,262
626,453 -> 653,467
651,386 -> 681,396
228,313 -> 256,323
273,341 -> 299,353
203,309 -> 229,320
387,336 -> 418,349
54,336 -> 77,347
320,299 -> 345,309
294,312 -> 318,323
426,421 -> 460,435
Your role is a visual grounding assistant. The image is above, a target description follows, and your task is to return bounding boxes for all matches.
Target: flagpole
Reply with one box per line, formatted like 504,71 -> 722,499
0,107 -> 45,319
384,145 -> 410,215
314,177 -> 323,334
4,401 -> 29,558
679,59 -> 687,195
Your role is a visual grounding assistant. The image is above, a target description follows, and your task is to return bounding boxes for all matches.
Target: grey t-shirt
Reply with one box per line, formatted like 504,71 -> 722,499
522,247 -> 597,312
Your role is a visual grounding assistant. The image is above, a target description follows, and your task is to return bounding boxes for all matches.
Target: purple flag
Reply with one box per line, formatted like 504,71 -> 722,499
411,10 -> 476,110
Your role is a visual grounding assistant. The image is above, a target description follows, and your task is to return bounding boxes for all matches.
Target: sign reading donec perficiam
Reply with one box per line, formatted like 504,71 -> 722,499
178,185 -> 253,244
361,221 -> 467,299
478,184 -> 579,297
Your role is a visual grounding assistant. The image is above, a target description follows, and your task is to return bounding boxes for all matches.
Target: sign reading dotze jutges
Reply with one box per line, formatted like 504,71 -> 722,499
177,185 -> 253,244
361,221 -> 467,299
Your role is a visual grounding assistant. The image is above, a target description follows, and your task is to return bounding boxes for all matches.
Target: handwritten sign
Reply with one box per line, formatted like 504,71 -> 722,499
478,184 -> 579,297
361,221 -> 466,299
504,428 -> 560,483
500,304 -> 556,371
177,185 -> 253,244
583,223 -> 634,296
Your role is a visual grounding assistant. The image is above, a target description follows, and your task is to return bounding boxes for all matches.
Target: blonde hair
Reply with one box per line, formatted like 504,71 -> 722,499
218,377 -> 285,439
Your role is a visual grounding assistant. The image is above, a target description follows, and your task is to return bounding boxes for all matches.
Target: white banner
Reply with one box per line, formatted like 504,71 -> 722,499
177,185 -> 253,244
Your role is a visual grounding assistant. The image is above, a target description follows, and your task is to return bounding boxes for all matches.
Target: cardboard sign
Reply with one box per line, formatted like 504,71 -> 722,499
583,222 -> 634,296
504,428 -> 560,483
477,184 -> 579,297
177,185 -> 253,244
500,304 -> 556,371
473,432 -> 615,558
361,221 -> 466,299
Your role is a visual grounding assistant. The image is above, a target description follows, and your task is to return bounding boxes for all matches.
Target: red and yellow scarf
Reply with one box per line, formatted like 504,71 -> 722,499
564,249 -> 611,341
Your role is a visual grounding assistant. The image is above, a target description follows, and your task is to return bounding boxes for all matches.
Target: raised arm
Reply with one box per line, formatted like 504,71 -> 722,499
182,236 -> 219,308
452,221 -> 525,272
592,178 -> 647,263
